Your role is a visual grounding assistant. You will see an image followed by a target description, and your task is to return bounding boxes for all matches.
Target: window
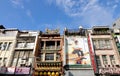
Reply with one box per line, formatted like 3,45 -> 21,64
93,40 -> 98,49
38,53 -> 43,61
46,41 -> 55,49
0,58 -> 2,66
57,41 -> 60,49
105,40 -> 111,49
26,42 -> 34,48
16,42 -> 25,48
0,42 -> 2,50
19,51 -> 24,57
7,42 -> 12,50
96,56 -> 101,66
41,41 -> 44,49
3,58 -> 7,66
2,42 -> 7,50
45,53 -> 54,61
29,51 -> 33,57
17,58 -> 22,67
102,55 -> 108,65
93,39 -> 112,50
12,58 -> 17,67
14,51 -> 19,57
56,53 -> 60,61
110,55 -> 116,65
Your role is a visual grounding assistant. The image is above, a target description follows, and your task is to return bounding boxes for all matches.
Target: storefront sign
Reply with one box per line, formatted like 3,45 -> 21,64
88,34 -> 96,72
99,68 -> 120,75
0,67 -> 7,74
6,67 -> 15,74
15,67 -> 30,74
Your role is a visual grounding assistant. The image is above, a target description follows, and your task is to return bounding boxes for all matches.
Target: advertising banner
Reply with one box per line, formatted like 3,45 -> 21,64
6,67 -> 15,74
15,67 -> 30,74
99,68 -> 120,75
66,36 -> 91,66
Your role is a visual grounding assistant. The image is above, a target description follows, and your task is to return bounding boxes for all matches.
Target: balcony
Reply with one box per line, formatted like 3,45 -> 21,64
15,42 -> 35,50
35,61 -> 62,71
92,26 -> 111,35
92,30 -> 111,35
65,29 -> 86,36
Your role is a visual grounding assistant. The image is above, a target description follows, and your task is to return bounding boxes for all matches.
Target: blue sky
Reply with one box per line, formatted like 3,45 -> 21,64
0,0 -> 120,33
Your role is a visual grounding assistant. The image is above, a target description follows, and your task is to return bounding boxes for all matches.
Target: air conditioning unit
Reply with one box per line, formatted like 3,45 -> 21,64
112,60 -> 116,64
20,60 -> 26,64
26,62 -> 31,66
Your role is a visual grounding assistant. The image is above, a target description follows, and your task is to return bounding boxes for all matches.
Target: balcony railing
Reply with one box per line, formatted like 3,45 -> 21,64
41,46 -> 61,50
92,30 -> 111,35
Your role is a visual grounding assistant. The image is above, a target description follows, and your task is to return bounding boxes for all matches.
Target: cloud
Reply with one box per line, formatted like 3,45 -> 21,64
26,9 -> 35,23
26,10 -> 32,18
10,0 -> 34,23
10,0 -> 24,9
47,0 -> 120,27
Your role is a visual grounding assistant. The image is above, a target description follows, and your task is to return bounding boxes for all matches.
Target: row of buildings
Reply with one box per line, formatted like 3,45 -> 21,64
0,20 -> 120,76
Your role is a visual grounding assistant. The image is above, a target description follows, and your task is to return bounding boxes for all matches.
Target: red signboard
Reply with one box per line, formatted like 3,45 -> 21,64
88,34 -> 96,72
15,67 -> 30,74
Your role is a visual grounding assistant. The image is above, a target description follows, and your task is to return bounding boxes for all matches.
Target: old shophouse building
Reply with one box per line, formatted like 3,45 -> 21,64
0,24 -> 120,76
11,30 -> 39,76
63,27 -> 95,76
0,25 -> 39,76
34,29 -> 64,76
113,18 -> 120,56
0,25 -> 18,75
90,26 -> 120,75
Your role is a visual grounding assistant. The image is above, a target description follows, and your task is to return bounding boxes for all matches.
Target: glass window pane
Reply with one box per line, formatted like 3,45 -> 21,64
45,53 -> 54,60
7,42 -> 12,50
2,42 -> 7,50
0,42 -> 2,50
110,55 -> 116,65
14,51 -> 19,57
56,53 -> 60,61
12,58 -> 17,67
19,51 -> 24,57
29,51 -> 33,57
96,56 -> 101,66
102,55 -> 108,65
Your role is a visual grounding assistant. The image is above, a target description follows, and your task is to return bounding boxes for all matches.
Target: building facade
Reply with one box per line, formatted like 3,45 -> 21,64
11,30 -> 39,76
63,27 -> 95,76
0,25 -> 18,75
90,26 -> 120,75
0,24 -> 120,76
0,25 -> 39,76
34,29 -> 64,76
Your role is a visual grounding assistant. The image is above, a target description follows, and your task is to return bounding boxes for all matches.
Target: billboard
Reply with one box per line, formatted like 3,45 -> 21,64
66,36 -> 91,65
15,67 -> 30,74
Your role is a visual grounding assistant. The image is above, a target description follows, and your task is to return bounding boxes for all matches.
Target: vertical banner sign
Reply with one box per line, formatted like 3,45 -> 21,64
88,33 -> 96,72
66,36 -> 91,66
